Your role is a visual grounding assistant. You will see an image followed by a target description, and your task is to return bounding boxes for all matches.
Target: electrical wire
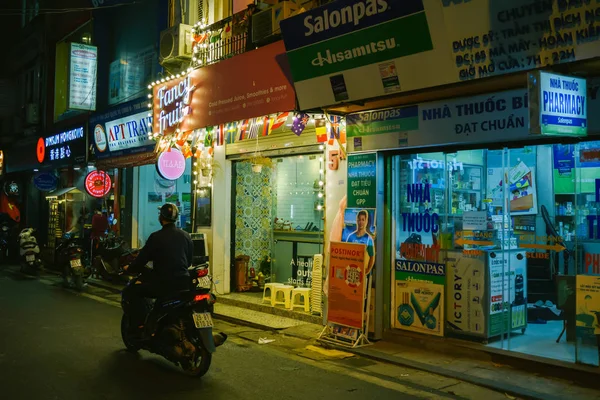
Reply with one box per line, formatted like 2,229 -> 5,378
0,1 -> 146,16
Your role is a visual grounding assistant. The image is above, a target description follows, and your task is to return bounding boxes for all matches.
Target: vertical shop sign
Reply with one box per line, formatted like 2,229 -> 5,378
529,71 -> 587,137
328,241 -> 367,329
347,153 -> 377,208
69,43 -> 98,111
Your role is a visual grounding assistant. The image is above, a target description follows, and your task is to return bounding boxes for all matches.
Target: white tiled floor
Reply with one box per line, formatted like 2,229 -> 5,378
486,320 -> 599,366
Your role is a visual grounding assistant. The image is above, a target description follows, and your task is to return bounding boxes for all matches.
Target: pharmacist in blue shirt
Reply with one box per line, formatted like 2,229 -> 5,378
345,210 -> 375,274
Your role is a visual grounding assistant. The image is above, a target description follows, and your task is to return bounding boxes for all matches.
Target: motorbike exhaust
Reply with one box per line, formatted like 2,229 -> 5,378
213,332 -> 228,347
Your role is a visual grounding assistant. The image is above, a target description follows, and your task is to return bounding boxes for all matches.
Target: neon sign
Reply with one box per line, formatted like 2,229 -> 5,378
155,76 -> 195,136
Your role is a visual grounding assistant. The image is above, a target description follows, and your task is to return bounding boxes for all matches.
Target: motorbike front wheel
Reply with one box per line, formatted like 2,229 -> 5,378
182,347 -> 212,377
120,314 -> 141,353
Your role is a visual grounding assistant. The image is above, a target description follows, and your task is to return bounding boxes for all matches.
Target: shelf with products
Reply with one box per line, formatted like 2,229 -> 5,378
401,161 -> 485,217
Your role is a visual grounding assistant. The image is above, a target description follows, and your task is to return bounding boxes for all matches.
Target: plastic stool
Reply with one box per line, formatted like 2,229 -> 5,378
272,285 -> 294,308
290,287 -> 311,312
262,283 -> 284,305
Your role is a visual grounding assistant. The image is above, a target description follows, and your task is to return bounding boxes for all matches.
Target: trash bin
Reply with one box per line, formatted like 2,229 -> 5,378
235,255 -> 251,292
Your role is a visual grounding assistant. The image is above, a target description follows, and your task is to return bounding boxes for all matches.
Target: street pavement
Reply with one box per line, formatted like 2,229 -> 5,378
0,267 -> 517,400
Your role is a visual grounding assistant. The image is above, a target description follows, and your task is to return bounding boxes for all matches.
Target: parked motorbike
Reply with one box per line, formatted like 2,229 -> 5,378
92,233 -> 138,282
57,234 -> 90,291
19,228 -> 42,274
120,263 -> 227,377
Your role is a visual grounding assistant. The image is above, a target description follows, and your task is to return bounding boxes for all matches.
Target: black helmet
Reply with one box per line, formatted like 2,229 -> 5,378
159,203 -> 179,223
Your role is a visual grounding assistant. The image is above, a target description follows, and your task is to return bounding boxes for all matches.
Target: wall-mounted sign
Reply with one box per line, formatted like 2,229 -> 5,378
347,153 -> 377,209
4,180 -> 20,197
69,43 -> 98,111
529,71 -> 587,137
33,172 -> 58,192
85,170 -> 112,198
95,111 -> 153,154
39,127 -> 87,166
151,41 -> 295,136
157,149 -> 185,181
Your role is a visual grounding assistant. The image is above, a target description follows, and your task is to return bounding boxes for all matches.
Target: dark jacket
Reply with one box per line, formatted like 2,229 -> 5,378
129,223 -> 192,281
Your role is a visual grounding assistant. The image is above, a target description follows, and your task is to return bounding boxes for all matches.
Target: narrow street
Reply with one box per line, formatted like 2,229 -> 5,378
0,267 -> 517,400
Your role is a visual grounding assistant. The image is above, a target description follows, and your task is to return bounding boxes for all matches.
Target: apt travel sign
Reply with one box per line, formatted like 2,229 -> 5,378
280,0 -> 433,110
529,71 -> 587,137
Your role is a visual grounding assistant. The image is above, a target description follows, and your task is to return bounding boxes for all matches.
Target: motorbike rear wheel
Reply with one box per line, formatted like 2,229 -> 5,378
120,314 -> 141,353
183,347 -> 212,377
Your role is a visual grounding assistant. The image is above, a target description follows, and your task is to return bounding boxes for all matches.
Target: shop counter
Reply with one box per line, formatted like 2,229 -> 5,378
445,249 -> 528,341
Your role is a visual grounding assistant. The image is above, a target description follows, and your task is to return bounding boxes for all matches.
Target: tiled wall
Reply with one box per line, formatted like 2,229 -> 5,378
274,155 -> 323,231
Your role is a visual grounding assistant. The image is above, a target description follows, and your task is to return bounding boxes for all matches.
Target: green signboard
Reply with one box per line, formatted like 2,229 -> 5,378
347,153 -> 377,208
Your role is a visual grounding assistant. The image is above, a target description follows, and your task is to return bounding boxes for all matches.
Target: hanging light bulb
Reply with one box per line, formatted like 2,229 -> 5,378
318,180 -> 324,186
319,157 -> 324,162
161,78 -> 165,83
147,103 -> 152,108
318,192 -> 323,198
147,94 -> 152,98
319,169 -> 324,174
317,205 -> 323,210
147,84 -> 152,89
319,145 -> 324,150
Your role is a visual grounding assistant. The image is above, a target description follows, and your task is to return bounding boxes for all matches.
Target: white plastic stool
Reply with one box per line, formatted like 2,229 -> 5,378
272,285 -> 294,308
262,283 -> 284,305
290,287 -> 311,312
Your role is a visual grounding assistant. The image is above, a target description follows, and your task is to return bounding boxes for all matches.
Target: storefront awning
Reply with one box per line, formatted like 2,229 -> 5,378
45,187 -> 82,200
94,151 -> 158,170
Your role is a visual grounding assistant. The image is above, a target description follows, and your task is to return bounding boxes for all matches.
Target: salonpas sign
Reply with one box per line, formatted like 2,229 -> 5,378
280,0 -> 434,109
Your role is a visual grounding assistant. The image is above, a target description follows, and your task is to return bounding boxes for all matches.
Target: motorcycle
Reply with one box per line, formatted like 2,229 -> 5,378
19,228 -> 42,274
57,234 -> 90,291
120,263 -> 227,377
92,233 -> 138,282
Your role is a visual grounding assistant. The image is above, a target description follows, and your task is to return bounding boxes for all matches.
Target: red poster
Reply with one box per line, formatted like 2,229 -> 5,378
328,241 -> 367,329
152,41 -> 295,136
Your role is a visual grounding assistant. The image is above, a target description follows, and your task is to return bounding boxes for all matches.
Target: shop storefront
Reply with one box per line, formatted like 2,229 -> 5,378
88,97 -> 184,248
338,76 -> 600,367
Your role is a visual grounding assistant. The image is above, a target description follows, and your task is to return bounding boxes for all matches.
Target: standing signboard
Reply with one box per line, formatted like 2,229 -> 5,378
320,241 -> 371,347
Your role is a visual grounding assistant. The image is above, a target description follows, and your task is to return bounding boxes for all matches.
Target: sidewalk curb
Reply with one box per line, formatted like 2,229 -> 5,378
318,340 -> 555,400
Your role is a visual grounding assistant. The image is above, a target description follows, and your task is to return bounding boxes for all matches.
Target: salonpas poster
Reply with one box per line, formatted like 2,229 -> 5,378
280,0 -> 600,110
394,259 -> 445,336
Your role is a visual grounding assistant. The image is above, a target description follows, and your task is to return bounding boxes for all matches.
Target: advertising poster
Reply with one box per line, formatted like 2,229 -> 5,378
487,148 -> 538,215
488,251 -> 527,337
394,258 -> 445,336
445,251 -> 486,336
280,0 -> 600,110
328,241 -> 367,329
576,275 -> 600,361
69,43 -> 98,111
342,208 -> 376,276
347,153 -> 377,208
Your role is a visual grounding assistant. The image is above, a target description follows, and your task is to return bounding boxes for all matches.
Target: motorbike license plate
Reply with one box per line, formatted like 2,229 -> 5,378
196,276 -> 211,288
70,259 -> 82,269
192,312 -> 213,328
26,255 -> 35,262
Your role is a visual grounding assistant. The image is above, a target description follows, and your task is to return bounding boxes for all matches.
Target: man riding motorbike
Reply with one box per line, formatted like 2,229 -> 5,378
124,203 -> 192,338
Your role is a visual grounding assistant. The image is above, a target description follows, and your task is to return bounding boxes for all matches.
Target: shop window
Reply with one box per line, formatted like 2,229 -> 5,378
233,154 -> 325,290
136,159 -> 192,246
390,143 -> 600,367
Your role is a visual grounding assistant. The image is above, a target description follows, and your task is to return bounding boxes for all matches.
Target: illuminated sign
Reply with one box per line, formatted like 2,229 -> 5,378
69,43 -> 98,111
154,76 -> 195,136
529,71 -> 587,137
156,149 -> 185,181
85,170 -> 112,198
99,111 -> 153,153
39,127 -> 87,166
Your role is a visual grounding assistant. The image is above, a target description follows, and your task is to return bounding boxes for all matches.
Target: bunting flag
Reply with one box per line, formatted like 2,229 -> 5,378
271,112 -> 289,131
216,124 -> 225,146
328,115 -> 345,145
291,113 -> 310,136
262,116 -> 273,136
226,123 -> 236,144
238,119 -> 249,141
0,195 -> 20,223
315,118 -> 328,143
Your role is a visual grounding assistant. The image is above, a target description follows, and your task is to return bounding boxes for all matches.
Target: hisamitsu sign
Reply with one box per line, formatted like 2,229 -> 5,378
529,71 -> 587,137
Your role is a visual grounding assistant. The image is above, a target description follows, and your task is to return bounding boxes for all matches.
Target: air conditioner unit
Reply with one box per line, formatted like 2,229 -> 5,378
25,103 -> 39,125
159,24 -> 193,63
252,1 -> 298,43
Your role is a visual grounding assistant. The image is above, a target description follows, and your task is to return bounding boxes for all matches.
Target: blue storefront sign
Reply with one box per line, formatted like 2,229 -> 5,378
529,71 -> 587,137
89,98 -> 154,160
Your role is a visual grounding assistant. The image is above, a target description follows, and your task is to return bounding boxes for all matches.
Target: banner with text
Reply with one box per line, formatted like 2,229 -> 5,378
280,0 -> 600,110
